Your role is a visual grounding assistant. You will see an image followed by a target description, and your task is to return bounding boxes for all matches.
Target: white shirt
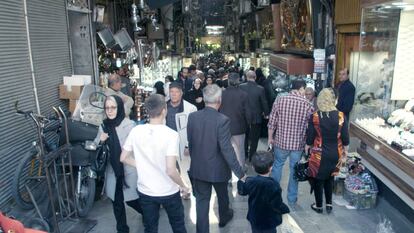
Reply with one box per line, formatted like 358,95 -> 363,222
123,124 -> 180,197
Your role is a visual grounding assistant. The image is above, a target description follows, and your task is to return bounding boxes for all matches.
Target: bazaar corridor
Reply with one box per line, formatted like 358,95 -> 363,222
88,140 -> 414,233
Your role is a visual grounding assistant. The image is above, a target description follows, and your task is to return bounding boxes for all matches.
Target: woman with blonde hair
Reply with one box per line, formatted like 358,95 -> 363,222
305,88 -> 349,214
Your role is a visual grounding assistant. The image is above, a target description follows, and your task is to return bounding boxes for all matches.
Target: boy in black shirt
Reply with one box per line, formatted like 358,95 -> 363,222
237,151 -> 290,233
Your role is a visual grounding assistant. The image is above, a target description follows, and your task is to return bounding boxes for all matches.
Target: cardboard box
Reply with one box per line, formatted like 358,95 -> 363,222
59,84 -> 84,99
69,99 -> 79,113
63,75 -> 92,86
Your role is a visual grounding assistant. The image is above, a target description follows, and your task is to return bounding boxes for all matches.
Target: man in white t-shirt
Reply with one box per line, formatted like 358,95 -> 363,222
120,94 -> 190,233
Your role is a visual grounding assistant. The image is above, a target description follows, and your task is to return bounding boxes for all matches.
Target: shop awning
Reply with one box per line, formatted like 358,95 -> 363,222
269,53 -> 314,75
146,0 -> 180,9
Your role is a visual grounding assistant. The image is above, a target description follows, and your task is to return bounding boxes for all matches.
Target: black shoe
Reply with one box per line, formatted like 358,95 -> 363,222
326,204 -> 333,214
311,203 -> 323,214
218,209 -> 234,228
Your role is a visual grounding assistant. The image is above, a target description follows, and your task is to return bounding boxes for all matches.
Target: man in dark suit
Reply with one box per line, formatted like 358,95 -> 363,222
240,70 -> 270,162
187,84 -> 246,233
220,72 -> 250,169
336,68 -> 355,120
175,67 -> 193,96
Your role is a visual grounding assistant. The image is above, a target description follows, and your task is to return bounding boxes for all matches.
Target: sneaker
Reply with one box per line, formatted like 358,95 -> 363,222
218,209 -> 234,228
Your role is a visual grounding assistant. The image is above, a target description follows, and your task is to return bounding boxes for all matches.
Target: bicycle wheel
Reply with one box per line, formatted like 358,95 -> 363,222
12,151 -> 48,210
75,167 -> 96,217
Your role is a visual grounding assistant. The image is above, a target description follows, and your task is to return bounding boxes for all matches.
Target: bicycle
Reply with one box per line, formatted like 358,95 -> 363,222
12,102 -> 78,232
12,101 -> 62,210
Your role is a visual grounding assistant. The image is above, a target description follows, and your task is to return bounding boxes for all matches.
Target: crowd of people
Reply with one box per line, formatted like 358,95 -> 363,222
99,54 -> 356,233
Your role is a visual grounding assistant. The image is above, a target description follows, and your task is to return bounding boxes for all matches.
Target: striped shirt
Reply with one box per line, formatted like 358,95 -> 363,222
268,91 -> 314,151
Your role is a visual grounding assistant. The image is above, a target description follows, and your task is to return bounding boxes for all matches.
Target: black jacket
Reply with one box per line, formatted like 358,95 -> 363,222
175,77 -> 193,95
262,78 -> 276,110
336,80 -> 355,119
220,86 -> 250,135
185,88 -> 205,110
238,176 -> 290,230
187,107 -> 245,182
240,81 -> 270,124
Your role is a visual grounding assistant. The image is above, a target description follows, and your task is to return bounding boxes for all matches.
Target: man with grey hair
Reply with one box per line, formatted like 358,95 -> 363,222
220,73 -> 250,169
106,74 -> 134,116
187,84 -> 246,233
240,70 -> 269,162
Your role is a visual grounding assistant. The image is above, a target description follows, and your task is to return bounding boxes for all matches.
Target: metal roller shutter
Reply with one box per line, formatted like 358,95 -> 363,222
0,0 -> 37,208
0,0 -> 73,208
27,0 -> 72,114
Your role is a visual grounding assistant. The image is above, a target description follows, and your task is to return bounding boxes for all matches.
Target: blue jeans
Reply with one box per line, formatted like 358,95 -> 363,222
138,191 -> 187,233
271,147 -> 302,204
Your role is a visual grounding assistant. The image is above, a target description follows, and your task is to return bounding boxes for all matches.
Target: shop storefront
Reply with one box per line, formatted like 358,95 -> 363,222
349,0 -> 414,211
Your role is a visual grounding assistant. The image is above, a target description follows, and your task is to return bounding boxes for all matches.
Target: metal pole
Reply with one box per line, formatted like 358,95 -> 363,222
23,0 -> 41,114
87,0 -> 100,84
64,0 -> 75,74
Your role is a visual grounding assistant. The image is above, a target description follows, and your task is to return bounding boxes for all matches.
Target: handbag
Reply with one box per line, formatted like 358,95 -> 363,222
93,142 -> 108,176
294,151 -> 309,182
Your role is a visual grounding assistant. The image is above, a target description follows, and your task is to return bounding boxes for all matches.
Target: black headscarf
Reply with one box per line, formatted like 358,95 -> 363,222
102,95 -> 127,187
154,81 -> 165,96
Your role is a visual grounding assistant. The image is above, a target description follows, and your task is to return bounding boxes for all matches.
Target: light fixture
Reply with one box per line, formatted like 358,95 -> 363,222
130,4 -> 142,32
205,25 -> 225,35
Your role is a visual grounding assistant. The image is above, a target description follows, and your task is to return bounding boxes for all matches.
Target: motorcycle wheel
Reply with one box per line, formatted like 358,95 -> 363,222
75,168 -> 96,217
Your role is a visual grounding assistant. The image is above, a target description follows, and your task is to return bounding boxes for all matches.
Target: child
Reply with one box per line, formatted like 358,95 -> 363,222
237,151 -> 290,233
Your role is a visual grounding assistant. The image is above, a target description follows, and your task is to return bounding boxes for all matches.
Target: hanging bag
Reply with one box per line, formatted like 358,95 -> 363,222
93,142 -> 109,176
294,150 -> 309,182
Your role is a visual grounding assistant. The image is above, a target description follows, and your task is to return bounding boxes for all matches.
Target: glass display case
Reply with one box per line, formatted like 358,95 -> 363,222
350,1 -> 414,210
351,1 -> 414,157
268,66 -> 314,96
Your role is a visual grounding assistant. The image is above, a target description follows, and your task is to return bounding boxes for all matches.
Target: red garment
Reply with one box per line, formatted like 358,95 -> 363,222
0,212 -> 46,233
268,91 -> 314,150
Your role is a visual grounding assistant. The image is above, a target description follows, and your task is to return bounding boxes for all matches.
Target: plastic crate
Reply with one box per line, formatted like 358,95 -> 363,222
343,176 -> 378,209
333,177 -> 345,196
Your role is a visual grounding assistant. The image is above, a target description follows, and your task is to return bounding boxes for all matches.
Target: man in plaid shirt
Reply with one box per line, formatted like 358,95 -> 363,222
267,79 -> 314,206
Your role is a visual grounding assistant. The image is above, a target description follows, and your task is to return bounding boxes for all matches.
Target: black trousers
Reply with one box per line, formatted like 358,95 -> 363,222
251,225 -> 277,233
192,179 -> 232,233
138,191 -> 186,233
112,178 -> 143,233
313,176 -> 334,208
245,123 -> 262,161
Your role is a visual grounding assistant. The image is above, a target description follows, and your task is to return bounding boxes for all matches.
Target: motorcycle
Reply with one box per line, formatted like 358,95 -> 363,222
61,119 -> 106,217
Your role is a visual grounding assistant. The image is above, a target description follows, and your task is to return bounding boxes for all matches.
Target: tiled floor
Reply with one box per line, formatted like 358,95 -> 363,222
87,139 -> 414,233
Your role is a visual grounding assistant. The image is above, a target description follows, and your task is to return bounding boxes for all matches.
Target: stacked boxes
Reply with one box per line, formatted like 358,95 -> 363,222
58,75 -> 92,113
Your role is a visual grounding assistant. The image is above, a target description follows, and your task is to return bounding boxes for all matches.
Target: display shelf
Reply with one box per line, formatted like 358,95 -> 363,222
350,123 -> 414,174
350,122 -> 414,208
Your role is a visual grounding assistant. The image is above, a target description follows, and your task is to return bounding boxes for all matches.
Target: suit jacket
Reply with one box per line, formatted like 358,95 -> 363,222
220,86 -> 250,135
262,78 -> 276,110
240,81 -> 270,124
175,78 -> 193,95
187,107 -> 245,182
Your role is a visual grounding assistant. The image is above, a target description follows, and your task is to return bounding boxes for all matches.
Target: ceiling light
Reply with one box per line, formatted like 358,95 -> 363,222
205,25 -> 224,30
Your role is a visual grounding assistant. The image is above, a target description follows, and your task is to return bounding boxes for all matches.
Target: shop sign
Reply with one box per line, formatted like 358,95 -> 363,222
313,49 -> 325,73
